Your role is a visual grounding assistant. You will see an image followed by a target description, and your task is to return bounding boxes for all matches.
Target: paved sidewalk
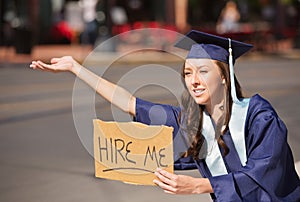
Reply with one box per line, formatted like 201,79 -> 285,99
1,44 -> 300,66
0,45 -> 92,64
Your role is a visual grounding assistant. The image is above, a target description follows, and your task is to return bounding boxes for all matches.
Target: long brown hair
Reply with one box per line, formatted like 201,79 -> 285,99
180,60 -> 243,159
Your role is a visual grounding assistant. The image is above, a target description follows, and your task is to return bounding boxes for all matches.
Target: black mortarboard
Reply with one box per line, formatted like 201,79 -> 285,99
175,30 -> 253,63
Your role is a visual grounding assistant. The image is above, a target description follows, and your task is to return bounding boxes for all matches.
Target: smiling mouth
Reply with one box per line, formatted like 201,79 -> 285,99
193,89 -> 205,96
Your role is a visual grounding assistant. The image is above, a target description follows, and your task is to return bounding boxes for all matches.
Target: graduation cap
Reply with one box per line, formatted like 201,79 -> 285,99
175,30 -> 253,63
175,30 -> 253,104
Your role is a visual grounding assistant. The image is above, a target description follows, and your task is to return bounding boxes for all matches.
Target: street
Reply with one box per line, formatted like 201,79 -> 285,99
0,55 -> 299,202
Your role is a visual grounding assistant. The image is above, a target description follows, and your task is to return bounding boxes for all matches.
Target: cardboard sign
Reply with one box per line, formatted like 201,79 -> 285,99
93,119 -> 174,185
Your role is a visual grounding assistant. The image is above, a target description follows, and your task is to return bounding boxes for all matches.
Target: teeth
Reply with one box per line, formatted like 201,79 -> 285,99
195,90 -> 203,93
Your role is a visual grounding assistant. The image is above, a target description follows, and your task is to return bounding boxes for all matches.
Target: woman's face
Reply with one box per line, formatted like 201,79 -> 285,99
184,58 -> 225,108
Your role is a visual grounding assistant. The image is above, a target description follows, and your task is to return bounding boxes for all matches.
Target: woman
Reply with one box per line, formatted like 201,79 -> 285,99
30,30 -> 300,201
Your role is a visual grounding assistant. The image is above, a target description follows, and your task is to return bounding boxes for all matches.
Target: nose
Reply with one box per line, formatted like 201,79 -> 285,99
191,72 -> 201,86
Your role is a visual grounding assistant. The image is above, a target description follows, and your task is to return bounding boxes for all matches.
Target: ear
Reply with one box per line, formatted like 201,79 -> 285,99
222,77 -> 226,84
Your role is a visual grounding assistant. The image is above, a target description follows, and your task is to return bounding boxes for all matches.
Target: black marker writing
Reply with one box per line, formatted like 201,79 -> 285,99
144,146 -> 167,167
98,137 -> 136,164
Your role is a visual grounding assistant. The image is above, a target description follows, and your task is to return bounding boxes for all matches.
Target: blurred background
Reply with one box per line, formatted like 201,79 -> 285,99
0,1 -> 300,202
0,0 -> 300,57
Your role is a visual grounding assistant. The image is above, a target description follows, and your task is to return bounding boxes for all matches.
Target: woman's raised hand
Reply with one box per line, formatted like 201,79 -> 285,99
30,56 -> 81,75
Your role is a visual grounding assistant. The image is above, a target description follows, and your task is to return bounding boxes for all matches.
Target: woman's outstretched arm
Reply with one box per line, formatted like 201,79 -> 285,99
30,56 -> 136,116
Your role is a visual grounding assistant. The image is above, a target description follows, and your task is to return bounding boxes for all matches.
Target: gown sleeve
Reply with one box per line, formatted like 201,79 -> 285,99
134,98 -> 197,170
134,98 -> 181,130
208,102 -> 300,201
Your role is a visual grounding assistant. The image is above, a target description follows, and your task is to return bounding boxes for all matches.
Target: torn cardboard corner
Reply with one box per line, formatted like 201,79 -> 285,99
93,119 -> 174,186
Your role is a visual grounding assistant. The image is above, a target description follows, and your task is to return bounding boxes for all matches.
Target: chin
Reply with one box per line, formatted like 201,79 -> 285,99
193,97 -> 208,105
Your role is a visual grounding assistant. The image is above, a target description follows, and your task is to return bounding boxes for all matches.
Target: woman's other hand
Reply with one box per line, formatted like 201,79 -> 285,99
153,168 -> 213,195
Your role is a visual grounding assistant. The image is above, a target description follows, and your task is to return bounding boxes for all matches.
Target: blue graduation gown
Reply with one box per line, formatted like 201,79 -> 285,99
134,94 -> 300,201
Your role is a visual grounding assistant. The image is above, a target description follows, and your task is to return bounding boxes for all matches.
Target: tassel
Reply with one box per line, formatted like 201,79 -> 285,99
228,38 -> 240,104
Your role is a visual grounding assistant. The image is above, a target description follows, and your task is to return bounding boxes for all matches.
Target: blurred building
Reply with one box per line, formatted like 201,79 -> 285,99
0,0 -> 299,53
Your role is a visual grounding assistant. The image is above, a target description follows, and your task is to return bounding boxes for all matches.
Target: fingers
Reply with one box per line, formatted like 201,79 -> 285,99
30,60 -> 56,72
155,168 -> 177,186
29,61 -> 37,69
153,168 -> 178,194
37,61 -> 52,69
153,178 -> 177,194
30,56 -> 61,69
157,168 -> 177,180
30,61 -> 45,70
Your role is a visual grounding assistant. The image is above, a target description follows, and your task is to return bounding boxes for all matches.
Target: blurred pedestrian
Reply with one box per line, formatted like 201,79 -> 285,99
30,30 -> 300,201
79,0 -> 99,45
216,1 -> 240,34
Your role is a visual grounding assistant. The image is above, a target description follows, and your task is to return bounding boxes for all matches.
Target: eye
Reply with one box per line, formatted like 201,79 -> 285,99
199,66 -> 209,74
184,70 -> 191,76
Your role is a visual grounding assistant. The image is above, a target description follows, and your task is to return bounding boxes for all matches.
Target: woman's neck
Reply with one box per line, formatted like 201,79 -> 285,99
206,100 -> 225,126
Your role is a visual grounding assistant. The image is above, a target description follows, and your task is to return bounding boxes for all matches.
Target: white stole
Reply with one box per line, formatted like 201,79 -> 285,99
202,98 -> 250,176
